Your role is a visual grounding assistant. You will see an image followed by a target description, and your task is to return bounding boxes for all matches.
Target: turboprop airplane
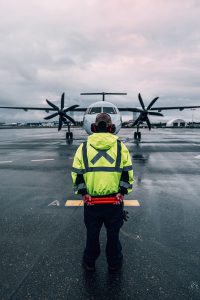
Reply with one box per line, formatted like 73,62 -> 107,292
76,92 -> 200,140
1,91 -> 200,141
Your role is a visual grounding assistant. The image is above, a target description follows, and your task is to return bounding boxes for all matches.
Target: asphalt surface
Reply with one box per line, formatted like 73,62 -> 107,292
0,127 -> 200,300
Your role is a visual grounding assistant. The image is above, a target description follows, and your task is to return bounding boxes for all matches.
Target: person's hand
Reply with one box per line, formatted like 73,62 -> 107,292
83,194 -> 93,206
114,193 -> 124,205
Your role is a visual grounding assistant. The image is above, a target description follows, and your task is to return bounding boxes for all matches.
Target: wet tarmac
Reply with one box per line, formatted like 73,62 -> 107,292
0,127 -> 200,300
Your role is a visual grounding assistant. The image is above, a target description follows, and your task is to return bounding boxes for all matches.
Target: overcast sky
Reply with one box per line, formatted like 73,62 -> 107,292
0,0 -> 200,122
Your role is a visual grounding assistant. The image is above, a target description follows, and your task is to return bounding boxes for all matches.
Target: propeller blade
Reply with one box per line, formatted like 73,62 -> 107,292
44,112 -> 58,120
146,116 -> 151,130
61,93 -> 65,110
63,104 -> 79,113
138,93 -> 145,110
58,117 -> 63,131
46,99 -> 59,111
148,111 -> 163,116
147,97 -> 159,110
132,115 -> 142,127
63,113 -> 76,125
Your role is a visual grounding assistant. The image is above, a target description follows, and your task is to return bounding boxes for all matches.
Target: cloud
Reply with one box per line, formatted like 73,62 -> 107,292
0,0 -> 200,122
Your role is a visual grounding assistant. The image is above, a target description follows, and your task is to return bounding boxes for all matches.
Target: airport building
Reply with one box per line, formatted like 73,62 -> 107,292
166,118 -> 186,127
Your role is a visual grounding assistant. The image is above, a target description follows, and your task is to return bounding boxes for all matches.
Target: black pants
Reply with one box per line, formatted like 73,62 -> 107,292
83,204 -> 124,266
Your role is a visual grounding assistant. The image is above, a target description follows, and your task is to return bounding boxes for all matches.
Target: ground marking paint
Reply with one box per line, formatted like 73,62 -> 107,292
0,161 -> 13,164
48,200 -> 60,206
65,200 -> 140,207
31,159 -> 55,162
121,229 -> 143,241
194,155 -> 200,159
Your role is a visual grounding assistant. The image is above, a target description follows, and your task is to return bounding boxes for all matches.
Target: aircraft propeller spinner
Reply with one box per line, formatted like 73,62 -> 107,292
44,93 -> 79,131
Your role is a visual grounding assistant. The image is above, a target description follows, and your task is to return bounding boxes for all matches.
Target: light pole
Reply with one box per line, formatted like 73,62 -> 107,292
191,108 -> 196,127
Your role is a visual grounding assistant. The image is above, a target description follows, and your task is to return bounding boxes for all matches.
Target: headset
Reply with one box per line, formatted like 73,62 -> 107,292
91,123 -> 116,133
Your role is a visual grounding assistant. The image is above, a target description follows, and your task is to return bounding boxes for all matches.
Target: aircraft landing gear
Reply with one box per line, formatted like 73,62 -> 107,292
66,132 -> 73,140
134,126 -> 141,140
134,132 -> 141,140
66,123 -> 73,142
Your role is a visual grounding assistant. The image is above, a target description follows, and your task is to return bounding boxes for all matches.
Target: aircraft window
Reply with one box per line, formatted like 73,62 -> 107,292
103,107 -> 116,114
89,107 -> 102,114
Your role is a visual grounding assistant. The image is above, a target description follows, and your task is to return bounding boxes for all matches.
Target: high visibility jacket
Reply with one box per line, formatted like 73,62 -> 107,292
71,133 -> 133,196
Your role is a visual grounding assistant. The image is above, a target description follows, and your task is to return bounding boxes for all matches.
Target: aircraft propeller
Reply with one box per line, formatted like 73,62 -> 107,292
132,93 -> 163,130
44,93 -> 79,131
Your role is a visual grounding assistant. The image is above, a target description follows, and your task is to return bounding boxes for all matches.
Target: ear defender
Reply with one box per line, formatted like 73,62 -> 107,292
91,123 -> 97,132
107,124 -> 116,133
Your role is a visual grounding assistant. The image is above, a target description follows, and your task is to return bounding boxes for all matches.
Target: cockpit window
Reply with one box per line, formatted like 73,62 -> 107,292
103,107 -> 116,114
87,106 -> 117,114
89,107 -> 102,114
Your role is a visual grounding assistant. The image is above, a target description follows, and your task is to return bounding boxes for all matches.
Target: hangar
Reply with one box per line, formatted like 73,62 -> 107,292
166,118 -> 186,127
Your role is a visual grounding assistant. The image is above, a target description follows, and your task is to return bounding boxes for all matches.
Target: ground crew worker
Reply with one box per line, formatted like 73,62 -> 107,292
71,113 -> 133,272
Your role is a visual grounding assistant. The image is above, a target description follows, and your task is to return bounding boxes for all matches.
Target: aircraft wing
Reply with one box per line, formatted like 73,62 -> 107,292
118,108 -> 143,112
0,106 -> 87,112
118,105 -> 200,112
149,105 -> 200,112
73,107 -> 87,112
0,106 -> 55,112
0,93 -> 84,132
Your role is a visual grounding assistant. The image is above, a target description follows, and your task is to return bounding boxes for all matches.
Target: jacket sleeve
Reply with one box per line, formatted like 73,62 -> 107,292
71,143 -> 87,195
119,142 -> 134,195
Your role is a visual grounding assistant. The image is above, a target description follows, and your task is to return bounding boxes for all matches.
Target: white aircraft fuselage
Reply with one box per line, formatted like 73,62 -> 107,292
83,101 -> 122,135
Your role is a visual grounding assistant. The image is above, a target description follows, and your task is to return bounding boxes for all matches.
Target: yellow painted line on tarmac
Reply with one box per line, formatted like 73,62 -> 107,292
65,200 -> 140,207
124,200 -> 140,206
65,200 -> 84,206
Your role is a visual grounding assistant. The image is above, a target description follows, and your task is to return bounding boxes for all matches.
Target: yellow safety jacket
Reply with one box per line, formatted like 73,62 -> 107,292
71,133 -> 133,196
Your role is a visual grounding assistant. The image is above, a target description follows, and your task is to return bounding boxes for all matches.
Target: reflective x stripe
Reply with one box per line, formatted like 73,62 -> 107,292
83,140 -> 121,170
90,149 -> 115,164
71,140 -> 132,174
